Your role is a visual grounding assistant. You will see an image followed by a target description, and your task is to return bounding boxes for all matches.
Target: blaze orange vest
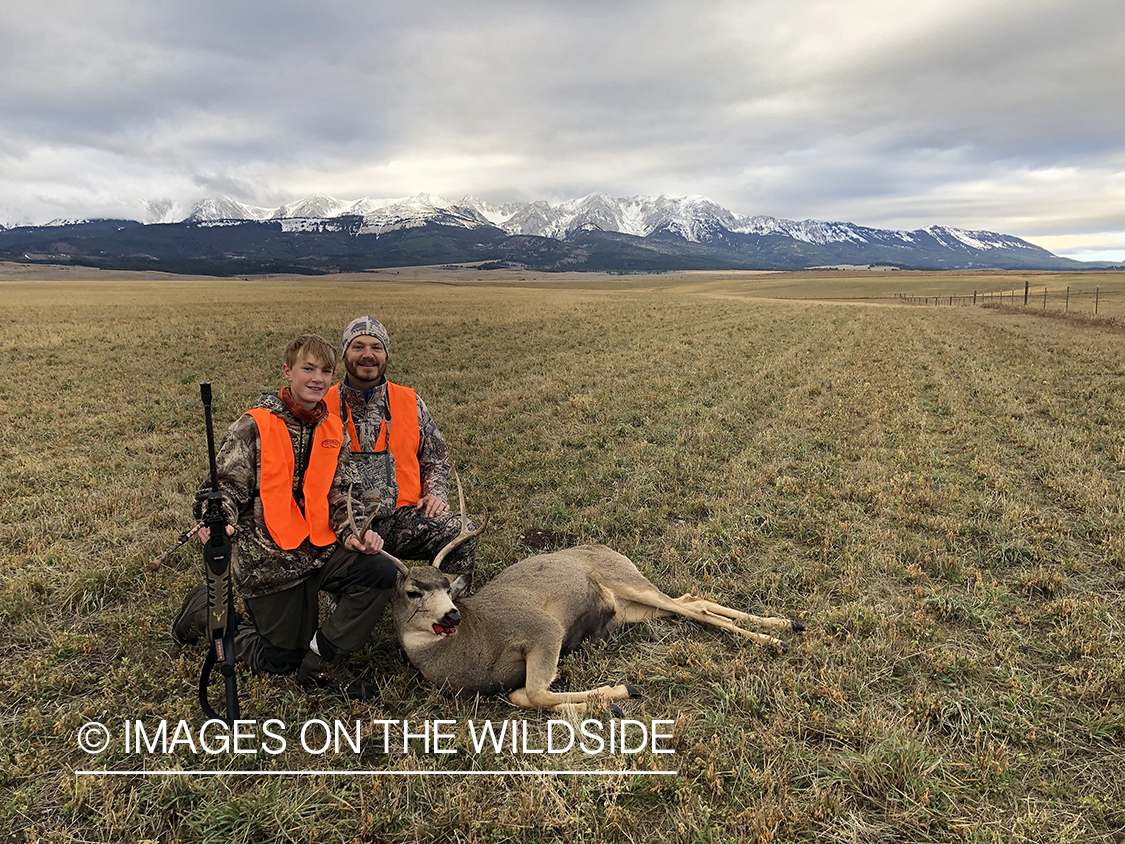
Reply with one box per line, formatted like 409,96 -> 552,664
246,408 -> 342,550
328,381 -> 422,507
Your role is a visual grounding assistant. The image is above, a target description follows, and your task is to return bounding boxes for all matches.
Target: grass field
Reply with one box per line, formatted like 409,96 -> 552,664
2,265 -> 1124,842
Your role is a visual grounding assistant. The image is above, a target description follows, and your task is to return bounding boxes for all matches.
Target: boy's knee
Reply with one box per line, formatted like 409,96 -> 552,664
351,552 -> 399,590
237,624 -> 305,675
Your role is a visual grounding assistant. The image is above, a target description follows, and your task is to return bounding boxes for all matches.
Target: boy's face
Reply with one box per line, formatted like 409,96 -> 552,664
282,353 -> 335,411
344,335 -> 388,387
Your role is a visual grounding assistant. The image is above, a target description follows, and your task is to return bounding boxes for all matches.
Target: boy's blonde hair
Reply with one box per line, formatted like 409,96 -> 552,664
284,334 -> 337,371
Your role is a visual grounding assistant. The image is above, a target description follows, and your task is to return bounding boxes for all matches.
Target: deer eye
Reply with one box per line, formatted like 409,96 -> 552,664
406,590 -> 423,600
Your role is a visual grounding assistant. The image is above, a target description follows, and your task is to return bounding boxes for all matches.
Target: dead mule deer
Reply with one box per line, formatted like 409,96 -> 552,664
361,480 -> 806,715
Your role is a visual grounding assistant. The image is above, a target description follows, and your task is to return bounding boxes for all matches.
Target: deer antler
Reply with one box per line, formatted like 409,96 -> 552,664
432,471 -> 488,570
348,484 -> 409,576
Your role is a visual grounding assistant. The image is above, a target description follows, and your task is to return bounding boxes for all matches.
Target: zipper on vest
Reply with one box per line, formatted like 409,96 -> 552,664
294,420 -> 311,514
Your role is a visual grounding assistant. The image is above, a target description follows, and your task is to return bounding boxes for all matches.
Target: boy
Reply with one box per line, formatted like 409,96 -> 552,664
174,334 -> 394,700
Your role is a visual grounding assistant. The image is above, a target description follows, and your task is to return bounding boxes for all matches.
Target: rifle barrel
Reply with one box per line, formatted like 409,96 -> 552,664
201,382 -> 220,494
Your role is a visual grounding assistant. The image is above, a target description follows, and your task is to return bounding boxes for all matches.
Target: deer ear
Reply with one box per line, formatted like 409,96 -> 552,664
449,574 -> 471,601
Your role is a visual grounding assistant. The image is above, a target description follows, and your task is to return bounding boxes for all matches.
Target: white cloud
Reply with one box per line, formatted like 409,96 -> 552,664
1033,232 -> 1125,263
0,0 -> 1122,259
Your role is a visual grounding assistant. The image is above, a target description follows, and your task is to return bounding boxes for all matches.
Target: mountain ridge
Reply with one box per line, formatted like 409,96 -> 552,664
179,190 -> 1043,256
1,191 -> 1114,274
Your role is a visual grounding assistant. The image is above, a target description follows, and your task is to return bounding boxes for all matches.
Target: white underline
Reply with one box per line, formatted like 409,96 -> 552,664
76,769 -> 677,777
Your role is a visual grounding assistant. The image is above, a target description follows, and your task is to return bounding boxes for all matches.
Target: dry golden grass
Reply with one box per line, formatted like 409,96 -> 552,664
2,266 -> 1124,842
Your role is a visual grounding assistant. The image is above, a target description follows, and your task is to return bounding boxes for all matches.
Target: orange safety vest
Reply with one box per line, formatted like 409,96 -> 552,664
246,408 -> 342,550
327,381 -> 422,508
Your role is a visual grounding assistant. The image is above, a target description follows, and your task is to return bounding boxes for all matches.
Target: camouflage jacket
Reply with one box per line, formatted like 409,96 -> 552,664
193,392 -> 363,598
337,378 -> 451,503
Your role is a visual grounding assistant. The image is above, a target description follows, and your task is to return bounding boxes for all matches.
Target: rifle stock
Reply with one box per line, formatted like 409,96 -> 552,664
199,381 -> 240,724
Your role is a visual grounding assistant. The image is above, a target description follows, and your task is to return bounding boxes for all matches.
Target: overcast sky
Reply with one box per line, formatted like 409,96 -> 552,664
2,0 -> 1122,259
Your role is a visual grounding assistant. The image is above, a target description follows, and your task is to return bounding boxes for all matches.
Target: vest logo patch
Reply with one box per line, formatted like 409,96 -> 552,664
321,438 -> 342,449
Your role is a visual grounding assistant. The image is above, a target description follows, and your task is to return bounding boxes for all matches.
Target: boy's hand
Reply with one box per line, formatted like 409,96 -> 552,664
345,530 -> 384,555
198,524 -> 236,544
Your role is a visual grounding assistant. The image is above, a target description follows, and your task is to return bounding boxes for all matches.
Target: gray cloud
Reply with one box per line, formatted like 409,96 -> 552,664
1,0 -> 1122,258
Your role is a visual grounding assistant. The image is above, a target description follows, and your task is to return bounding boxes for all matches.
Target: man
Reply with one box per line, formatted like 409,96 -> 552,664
172,334 -> 395,701
327,316 -> 477,582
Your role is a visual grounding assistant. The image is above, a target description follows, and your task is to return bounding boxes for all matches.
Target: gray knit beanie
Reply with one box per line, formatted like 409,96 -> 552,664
342,316 -> 390,355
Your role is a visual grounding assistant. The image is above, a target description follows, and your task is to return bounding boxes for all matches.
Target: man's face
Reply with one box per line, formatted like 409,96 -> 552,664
344,335 -> 388,386
282,353 -> 335,410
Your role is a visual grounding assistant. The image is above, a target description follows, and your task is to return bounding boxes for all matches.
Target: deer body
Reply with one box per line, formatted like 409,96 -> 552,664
390,544 -> 804,714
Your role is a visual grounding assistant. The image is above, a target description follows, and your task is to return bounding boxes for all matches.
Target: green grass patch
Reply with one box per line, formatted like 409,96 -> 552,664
2,269 -> 1124,841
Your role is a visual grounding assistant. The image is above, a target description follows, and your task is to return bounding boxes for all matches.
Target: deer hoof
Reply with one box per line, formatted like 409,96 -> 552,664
790,619 -> 806,633
777,640 -> 791,653
609,703 -> 626,718
625,684 -> 642,699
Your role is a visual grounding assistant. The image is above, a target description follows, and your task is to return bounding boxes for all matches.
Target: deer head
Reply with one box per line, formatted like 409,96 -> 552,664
351,472 -> 485,646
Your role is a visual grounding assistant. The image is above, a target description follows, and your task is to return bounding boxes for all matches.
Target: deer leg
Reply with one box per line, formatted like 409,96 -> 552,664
507,644 -> 639,714
672,594 -> 801,632
672,593 -> 751,620
507,684 -> 640,716
614,590 -> 794,649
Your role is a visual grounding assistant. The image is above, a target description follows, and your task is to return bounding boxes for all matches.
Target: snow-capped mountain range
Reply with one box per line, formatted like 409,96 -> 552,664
180,191 -> 1039,254
5,190 -> 1096,273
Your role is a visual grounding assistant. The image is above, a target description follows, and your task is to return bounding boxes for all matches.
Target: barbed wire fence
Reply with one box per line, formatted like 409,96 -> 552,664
897,281 -> 1123,319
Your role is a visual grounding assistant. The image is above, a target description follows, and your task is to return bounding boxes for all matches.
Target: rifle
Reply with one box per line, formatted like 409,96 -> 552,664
198,381 -> 240,725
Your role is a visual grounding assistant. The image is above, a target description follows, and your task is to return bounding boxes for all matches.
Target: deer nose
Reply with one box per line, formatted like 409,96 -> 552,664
442,608 -> 461,626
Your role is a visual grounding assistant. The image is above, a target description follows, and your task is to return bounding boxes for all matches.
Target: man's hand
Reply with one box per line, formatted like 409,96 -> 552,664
345,529 -> 385,554
416,495 -> 450,519
198,524 -> 236,544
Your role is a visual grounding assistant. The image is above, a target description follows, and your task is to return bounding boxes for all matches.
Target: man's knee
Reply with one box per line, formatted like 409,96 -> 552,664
428,512 -> 476,549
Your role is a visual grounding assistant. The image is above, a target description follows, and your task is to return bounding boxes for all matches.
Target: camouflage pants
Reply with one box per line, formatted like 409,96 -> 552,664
371,505 -> 478,585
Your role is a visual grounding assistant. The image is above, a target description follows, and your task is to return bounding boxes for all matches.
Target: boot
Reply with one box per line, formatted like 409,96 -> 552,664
171,583 -> 208,645
295,649 -> 377,701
